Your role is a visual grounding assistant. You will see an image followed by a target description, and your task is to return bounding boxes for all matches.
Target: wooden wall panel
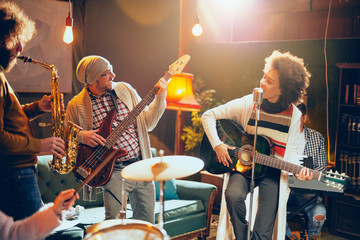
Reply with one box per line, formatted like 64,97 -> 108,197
193,0 -> 360,43
188,39 -> 360,162
284,8 -> 356,40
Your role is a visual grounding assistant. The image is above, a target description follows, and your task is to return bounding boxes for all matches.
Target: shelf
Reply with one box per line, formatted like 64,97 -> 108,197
331,65 -> 360,240
339,104 -> 360,109
334,62 -> 360,191
337,144 -> 360,151
336,63 -> 360,69
345,187 -> 360,197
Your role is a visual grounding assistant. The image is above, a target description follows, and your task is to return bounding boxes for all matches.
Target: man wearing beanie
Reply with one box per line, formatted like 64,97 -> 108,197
66,55 -> 168,223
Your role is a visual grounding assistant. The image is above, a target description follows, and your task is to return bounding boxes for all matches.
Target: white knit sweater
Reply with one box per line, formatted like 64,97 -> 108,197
202,94 -> 301,240
66,82 -> 167,160
65,82 -> 166,200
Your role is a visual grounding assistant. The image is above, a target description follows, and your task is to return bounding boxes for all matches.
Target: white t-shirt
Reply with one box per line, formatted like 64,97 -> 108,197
298,130 -> 306,155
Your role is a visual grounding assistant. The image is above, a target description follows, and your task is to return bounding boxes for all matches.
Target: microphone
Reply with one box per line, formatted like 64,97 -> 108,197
253,87 -> 263,108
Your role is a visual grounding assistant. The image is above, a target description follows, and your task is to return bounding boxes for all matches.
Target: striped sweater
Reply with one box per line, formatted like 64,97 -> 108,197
247,105 -> 293,159
202,93 -> 301,239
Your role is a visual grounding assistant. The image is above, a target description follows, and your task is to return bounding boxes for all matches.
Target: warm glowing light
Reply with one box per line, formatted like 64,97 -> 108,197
166,73 -> 201,155
166,73 -> 201,111
63,26 -> 73,44
176,89 -> 184,95
63,9 -> 73,44
192,23 -> 203,37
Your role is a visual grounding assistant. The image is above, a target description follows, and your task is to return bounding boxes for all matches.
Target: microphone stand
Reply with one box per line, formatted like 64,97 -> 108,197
247,88 -> 262,240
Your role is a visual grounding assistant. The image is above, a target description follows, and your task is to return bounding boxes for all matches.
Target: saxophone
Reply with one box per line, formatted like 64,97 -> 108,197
18,56 -> 82,174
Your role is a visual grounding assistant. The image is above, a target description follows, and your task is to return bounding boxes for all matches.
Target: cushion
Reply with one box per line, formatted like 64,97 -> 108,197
155,179 -> 179,200
156,199 -> 204,222
126,199 -> 205,222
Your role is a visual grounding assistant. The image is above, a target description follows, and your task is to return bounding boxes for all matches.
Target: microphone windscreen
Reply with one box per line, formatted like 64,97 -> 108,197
253,87 -> 263,105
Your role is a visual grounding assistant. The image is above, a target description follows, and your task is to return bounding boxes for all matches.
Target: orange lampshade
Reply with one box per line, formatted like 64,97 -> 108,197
166,73 -> 201,112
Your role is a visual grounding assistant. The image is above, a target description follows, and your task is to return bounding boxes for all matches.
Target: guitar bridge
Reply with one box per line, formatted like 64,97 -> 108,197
76,166 -> 90,179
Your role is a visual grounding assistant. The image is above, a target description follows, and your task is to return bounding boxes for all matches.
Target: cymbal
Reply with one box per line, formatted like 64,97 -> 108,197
86,219 -> 152,234
121,155 -> 204,181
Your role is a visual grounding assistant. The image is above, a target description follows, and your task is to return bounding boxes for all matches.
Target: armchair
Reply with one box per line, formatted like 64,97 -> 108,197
36,154 -> 217,239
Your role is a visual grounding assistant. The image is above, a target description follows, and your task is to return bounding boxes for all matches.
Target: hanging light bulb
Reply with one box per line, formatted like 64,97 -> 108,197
63,1 -> 73,44
192,13 -> 202,37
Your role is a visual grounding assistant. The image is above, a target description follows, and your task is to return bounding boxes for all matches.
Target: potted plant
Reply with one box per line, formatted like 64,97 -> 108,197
181,77 -> 224,157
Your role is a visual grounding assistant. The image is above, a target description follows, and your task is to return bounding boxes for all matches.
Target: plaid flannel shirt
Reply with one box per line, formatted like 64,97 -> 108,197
303,126 -> 327,171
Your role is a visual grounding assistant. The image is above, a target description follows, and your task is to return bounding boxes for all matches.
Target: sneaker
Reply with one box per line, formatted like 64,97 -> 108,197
309,234 -> 320,240
286,234 -> 299,240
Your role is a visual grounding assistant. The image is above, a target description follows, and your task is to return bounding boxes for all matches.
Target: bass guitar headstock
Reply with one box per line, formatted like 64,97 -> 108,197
321,170 -> 350,190
168,54 -> 191,75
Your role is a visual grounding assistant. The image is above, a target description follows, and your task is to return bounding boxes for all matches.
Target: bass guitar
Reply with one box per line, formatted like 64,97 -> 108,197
73,55 -> 191,187
200,119 -> 350,190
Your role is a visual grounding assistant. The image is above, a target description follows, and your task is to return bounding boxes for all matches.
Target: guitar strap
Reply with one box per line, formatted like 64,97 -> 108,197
109,89 -> 119,112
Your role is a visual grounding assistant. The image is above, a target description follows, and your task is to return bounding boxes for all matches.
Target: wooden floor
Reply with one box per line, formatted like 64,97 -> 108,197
204,214 -> 350,240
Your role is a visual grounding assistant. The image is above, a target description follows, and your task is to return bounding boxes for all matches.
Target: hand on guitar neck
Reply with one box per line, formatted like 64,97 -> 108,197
294,166 -> 313,181
72,55 -> 191,187
214,142 -> 313,181
155,77 -> 168,95
201,119 -> 350,190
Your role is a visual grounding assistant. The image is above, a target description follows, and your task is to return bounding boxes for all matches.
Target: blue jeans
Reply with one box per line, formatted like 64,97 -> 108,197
286,191 -> 326,237
0,166 -> 42,221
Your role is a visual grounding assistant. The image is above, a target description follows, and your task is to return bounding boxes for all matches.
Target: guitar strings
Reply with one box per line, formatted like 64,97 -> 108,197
239,148 -> 318,176
77,83 -> 162,176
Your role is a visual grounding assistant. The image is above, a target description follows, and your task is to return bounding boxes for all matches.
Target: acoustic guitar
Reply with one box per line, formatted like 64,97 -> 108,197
200,119 -> 349,190
73,55 -> 191,187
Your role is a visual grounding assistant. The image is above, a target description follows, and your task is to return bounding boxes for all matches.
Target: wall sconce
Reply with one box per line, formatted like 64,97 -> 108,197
166,73 -> 201,155
192,12 -> 203,37
63,0 -> 73,44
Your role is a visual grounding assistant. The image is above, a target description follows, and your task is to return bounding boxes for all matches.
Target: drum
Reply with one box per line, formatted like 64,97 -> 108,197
84,219 -> 169,240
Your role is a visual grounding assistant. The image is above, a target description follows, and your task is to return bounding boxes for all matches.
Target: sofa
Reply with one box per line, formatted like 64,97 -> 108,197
36,154 -> 217,239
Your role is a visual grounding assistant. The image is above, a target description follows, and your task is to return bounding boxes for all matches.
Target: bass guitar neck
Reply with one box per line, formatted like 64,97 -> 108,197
73,55 -> 191,187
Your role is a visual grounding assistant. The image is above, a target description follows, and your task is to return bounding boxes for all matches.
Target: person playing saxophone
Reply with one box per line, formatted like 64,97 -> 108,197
0,1 -> 66,221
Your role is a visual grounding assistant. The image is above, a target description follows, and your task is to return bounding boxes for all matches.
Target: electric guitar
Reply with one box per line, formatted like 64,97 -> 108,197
200,119 -> 350,190
73,55 -> 191,187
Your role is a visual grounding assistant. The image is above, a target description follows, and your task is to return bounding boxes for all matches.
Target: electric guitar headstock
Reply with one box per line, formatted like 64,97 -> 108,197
168,54 -> 191,75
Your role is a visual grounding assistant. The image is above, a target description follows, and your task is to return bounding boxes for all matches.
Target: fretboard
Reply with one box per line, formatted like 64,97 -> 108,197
256,153 -> 322,180
105,71 -> 172,147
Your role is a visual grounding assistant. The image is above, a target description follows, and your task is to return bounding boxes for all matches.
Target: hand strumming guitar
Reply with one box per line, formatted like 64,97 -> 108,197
214,143 -> 235,167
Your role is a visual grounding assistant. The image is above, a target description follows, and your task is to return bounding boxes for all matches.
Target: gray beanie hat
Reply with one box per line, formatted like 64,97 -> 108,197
76,55 -> 110,85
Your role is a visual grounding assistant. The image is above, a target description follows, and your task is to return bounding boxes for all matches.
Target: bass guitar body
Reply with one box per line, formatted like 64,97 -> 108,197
73,109 -> 127,187
200,119 -> 273,178
72,55 -> 191,187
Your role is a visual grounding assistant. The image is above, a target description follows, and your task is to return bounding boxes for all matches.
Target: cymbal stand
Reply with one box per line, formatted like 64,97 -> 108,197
158,180 -> 164,229
119,178 -> 126,223
157,150 -> 165,229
